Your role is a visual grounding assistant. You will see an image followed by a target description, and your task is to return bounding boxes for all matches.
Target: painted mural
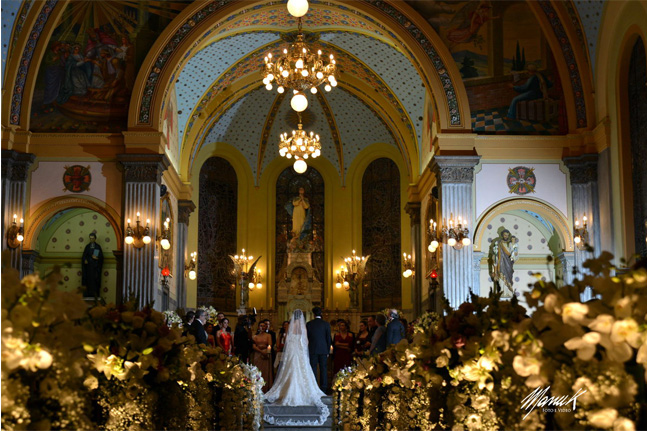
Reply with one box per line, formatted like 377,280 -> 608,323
163,84 -> 180,171
406,0 -> 567,135
30,1 -> 190,133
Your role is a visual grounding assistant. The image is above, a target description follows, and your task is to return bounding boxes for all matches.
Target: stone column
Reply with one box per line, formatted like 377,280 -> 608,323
176,199 -> 196,310
555,251 -> 575,286
118,154 -> 169,309
564,155 -> 600,272
1,150 -> 36,272
405,202 -> 422,318
432,155 -> 481,309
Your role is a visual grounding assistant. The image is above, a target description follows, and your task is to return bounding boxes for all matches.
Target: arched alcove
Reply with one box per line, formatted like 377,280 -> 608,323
626,37 -> 647,257
474,198 -> 573,307
33,208 -> 119,302
197,156 -> 238,311
362,157 -> 402,312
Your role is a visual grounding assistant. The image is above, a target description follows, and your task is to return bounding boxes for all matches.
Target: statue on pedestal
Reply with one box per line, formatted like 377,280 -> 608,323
285,187 -> 311,241
490,228 -> 519,298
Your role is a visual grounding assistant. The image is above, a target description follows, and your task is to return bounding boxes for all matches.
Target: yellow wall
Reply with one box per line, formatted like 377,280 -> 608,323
186,141 -> 412,313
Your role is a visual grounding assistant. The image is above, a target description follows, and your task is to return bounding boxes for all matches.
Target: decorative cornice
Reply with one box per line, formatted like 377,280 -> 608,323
404,202 -> 422,224
564,154 -> 598,184
2,150 -> 36,182
177,200 -> 196,225
117,154 -> 170,183
432,155 -> 481,184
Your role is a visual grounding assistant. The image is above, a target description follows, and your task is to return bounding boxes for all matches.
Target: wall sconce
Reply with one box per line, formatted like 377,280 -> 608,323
125,212 -> 151,248
185,251 -> 197,280
7,214 -> 24,249
573,216 -> 589,250
159,217 -> 171,250
335,250 -> 370,309
428,216 -> 471,252
335,265 -> 349,289
402,253 -> 414,278
249,267 -> 263,290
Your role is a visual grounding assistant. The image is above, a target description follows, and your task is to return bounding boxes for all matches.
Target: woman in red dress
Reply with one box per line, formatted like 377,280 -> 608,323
217,318 -> 234,355
333,320 -> 355,375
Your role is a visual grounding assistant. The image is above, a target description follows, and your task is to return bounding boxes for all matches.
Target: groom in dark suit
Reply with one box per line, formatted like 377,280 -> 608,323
306,306 -> 332,393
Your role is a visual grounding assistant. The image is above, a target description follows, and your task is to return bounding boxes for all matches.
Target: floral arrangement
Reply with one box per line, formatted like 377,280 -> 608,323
411,310 -> 440,334
163,309 -> 183,327
1,257 -> 264,431
333,253 -> 647,431
199,305 -> 219,324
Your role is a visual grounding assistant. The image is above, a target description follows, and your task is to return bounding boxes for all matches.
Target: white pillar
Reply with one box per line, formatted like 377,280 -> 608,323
118,154 -> 169,309
565,155 -> 600,300
432,156 -> 481,309
1,150 -> 35,275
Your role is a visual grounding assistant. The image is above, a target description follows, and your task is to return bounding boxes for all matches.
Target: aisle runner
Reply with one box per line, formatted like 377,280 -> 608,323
263,396 -> 332,430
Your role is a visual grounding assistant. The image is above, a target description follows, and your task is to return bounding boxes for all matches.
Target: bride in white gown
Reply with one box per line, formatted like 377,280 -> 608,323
263,309 -> 329,426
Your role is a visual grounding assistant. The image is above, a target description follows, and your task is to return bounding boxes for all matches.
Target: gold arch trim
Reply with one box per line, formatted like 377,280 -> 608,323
474,198 -> 573,253
25,196 -> 123,251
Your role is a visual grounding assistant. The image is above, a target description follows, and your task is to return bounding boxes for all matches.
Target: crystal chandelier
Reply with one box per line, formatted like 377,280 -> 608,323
279,113 -> 321,173
262,17 -> 337,112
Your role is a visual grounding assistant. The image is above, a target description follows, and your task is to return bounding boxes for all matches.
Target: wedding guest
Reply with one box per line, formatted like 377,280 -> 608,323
217,318 -> 233,355
333,320 -> 355,374
234,316 -> 252,364
263,319 -> 277,365
252,320 -> 273,391
205,322 -> 216,348
365,315 -> 377,350
190,309 -> 208,345
275,320 -> 289,373
386,309 -> 405,346
354,320 -> 370,356
215,312 -> 231,333
369,314 -> 387,355
182,311 -> 195,336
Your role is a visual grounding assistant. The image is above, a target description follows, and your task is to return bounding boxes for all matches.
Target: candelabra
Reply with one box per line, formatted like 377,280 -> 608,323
185,251 -> 197,280
6,214 -> 24,249
229,249 -> 261,313
262,15 -> 337,113
428,216 -> 471,252
124,212 -> 151,248
573,216 -> 589,250
158,217 -> 171,250
402,253 -> 414,278
335,250 -> 370,310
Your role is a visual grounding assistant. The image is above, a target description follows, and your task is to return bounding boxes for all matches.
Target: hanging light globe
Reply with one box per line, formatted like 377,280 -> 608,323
291,92 -> 308,112
287,0 -> 309,17
293,159 -> 308,173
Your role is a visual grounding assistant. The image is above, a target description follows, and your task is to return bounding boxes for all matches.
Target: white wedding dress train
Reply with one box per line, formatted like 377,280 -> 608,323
263,310 -> 329,426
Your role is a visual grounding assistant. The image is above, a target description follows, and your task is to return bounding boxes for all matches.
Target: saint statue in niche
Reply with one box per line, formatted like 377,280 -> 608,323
82,232 -> 103,298
285,187 -> 311,241
489,227 -> 518,298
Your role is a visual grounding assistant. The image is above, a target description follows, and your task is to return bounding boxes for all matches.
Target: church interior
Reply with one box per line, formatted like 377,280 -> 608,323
2,0 -> 646,429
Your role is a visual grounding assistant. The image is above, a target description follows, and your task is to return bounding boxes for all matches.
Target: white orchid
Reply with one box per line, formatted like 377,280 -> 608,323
613,296 -> 633,318
610,318 -> 641,348
564,332 -> 600,361
588,314 -> 615,334
587,408 -> 618,429
562,302 -> 590,326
